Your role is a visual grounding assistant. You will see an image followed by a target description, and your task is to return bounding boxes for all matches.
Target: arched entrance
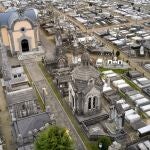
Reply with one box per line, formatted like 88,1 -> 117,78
21,39 -> 29,52
58,58 -> 66,68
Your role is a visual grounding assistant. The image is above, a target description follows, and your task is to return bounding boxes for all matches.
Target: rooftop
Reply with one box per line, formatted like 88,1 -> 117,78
12,112 -> 52,146
0,7 -> 38,28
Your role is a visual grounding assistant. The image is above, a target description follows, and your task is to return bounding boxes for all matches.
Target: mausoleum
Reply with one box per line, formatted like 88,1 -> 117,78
0,8 -> 39,55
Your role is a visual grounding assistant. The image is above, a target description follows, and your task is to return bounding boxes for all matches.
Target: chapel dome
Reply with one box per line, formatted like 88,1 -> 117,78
72,52 -> 100,81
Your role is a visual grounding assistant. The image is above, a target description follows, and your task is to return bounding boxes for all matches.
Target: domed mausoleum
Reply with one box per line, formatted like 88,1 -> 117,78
69,52 -> 103,115
0,8 -> 39,55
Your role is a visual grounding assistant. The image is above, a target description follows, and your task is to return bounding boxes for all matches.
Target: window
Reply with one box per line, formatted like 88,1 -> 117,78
72,95 -> 74,107
88,97 -> 91,109
14,75 -> 17,78
93,99 -> 96,108
21,39 -> 29,52
93,96 -> 98,109
18,74 -> 21,77
58,58 -> 65,68
21,27 -> 25,32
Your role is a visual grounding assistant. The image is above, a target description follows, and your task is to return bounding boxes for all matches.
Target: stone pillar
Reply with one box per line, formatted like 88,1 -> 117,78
8,30 -> 15,55
114,109 -> 118,123
33,27 -> 38,50
68,87 -> 72,106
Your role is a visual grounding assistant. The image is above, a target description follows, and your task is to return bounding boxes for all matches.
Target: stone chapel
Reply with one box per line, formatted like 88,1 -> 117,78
69,52 -> 104,116
0,8 -> 39,55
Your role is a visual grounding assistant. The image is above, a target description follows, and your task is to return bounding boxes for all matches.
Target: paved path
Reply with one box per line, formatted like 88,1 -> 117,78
25,61 -> 86,150
39,29 -> 55,60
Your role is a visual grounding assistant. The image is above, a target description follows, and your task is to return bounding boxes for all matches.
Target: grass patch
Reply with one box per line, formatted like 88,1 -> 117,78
23,65 -> 32,83
138,110 -> 147,119
122,76 -> 141,92
99,67 -> 140,91
39,62 -> 99,150
99,67 -> 128,75
118,91 -> 126,99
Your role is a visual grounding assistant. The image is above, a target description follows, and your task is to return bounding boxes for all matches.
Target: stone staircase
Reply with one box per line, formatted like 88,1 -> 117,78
18,46 -> 45,60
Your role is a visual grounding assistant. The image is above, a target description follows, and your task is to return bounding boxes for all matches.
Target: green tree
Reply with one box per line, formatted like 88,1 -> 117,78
116,51 -> 120,58
98,136 -> 112,150
34,126 -> 74,150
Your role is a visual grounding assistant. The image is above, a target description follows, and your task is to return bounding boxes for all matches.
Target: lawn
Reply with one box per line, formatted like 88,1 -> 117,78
99,67 -> 128,75
39,62 -> 99,150
99,67 -> 141,91
122,76 -> 141,92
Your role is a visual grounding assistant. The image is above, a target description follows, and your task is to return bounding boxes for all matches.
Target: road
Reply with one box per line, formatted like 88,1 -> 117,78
24,61 -> 86,150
